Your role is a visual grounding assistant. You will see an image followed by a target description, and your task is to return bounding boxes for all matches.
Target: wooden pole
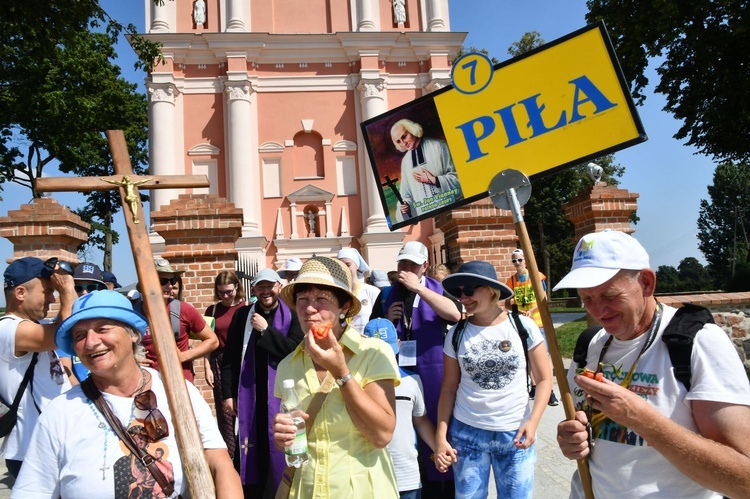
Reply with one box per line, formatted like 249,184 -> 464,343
106,131 -> 215,498
35,130 -> 216,498
489,174 -> 595,499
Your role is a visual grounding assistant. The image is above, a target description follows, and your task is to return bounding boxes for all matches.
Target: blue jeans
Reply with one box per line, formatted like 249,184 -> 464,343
399,489 -> 421,499
449,417 -> 536,499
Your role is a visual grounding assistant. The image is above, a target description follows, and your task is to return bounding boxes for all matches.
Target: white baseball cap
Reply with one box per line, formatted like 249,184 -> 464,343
553,229 -> 650,291
396,241 -> 429,265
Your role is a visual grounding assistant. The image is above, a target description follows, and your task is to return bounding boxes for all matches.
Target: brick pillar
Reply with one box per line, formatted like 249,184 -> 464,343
151,193 -> 244,407
563,182 -> 639,240
0,198 -> 90,263
435,198 -> 519,278
0,198 -> 90,319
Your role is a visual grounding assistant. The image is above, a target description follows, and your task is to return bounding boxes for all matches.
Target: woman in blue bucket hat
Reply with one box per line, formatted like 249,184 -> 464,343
13,290 -> 242,497
435,260 -> 553,499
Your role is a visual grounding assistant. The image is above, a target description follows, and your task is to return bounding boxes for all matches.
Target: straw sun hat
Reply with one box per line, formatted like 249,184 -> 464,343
280,256 -> 362,317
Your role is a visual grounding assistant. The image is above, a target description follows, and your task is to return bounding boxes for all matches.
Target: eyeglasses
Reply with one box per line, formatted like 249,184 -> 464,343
217,287 -> 236,296
511,259 -> 524,264
448,285 -> 477,298
75,283 -> 105,294
133,390 -> 169,441
44,257 -> 74,275
159,277 -> 178,286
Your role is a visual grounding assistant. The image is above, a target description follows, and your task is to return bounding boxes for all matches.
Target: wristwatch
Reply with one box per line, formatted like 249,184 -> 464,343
335,372 -> 353,387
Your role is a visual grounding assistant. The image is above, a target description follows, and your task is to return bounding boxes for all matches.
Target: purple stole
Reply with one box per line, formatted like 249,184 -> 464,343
384,276 -> 452,482
237,300 -> 292,486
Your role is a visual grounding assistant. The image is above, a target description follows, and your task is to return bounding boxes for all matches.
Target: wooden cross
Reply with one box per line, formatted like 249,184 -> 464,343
35,130 -> 216,498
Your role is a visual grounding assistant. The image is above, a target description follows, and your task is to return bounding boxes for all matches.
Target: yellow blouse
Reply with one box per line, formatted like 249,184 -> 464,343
274,326 -> 400,498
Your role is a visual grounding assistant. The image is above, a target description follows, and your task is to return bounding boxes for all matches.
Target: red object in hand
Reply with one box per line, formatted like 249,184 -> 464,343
311,321 -> 333,340
578,368 -> 604,382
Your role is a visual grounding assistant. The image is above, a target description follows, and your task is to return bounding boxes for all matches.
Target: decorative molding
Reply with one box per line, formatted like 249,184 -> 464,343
357,79 -> 386,99
332,140 -> 357,152
275,63 -> 285,69
425,79 -> 450,94
198,64 -> 207,70
321,139 -> 331,146
284,139 -> 294,147
287,184 -> 334,204
301,119 -> 314,133
187,143 -> 221,156
325,62 -> 333,68
299,63 -> 308,68
224,81 -> 253,101
259,141 -> 285,153
147,83 -> 179,104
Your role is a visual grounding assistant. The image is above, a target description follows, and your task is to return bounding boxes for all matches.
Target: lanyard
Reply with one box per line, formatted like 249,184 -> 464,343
589,302 -> 663,436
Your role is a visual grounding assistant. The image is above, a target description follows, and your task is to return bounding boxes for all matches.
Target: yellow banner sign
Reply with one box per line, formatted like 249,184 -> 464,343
361,22 -> 646,231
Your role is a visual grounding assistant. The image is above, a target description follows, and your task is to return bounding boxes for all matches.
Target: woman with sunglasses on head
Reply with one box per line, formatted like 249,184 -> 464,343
139,258 -> 219,383
435,260 -> 552,499
272,257 -> 400,498
203,271 -> 246,458
12,290 -> 242,498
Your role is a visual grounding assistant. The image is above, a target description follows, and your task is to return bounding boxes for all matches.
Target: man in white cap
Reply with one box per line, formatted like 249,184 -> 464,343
221,268 -> 304,496
555,230 -> 750,498
371,240 -> 461,496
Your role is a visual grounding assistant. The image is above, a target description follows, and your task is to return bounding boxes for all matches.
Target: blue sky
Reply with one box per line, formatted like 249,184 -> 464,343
0,1 -> 714,304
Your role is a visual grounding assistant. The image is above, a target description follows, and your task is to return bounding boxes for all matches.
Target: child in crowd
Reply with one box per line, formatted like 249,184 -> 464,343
364,318 -> 437,499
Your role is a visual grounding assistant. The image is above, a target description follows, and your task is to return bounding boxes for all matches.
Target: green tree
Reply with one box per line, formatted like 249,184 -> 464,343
655,265 -> 680,293
586,1 -> 750,162
0,1 -> 159,269
697,162 -> 750,287
677,257 -> 712,291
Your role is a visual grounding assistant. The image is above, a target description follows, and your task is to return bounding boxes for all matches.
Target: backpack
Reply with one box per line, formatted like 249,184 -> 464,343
451,305 -> 532,393
135,300 -> 181,340
573,304 -> 714,391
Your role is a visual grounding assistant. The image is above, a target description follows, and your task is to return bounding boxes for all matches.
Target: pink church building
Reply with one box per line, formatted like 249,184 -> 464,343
141,0 -> 463,272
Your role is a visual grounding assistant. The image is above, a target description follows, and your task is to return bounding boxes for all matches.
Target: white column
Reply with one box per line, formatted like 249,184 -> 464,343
290,202 -> 299,239
227,0 -> 245,31
428,0 -> 447,31
358,0 -> 377,31
224,81 -> 260,234
150,0 -> 170,33
357,78 -> 389,232
147,83 -> 179,212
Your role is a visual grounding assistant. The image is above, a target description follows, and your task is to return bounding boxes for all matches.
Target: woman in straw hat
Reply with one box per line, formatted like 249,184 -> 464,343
435,260 -> 552,499
12,290 -> 241,497
272,257 -> 400,498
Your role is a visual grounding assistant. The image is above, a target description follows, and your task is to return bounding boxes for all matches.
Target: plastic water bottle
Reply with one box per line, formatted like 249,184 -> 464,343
281,379 -> 309,468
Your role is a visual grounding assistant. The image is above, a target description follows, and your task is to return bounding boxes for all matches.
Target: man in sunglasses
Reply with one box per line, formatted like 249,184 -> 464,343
73,262 -> 109,296
1,257 -> 76,479
138,258 -> 218,383
505,249 -> 559,406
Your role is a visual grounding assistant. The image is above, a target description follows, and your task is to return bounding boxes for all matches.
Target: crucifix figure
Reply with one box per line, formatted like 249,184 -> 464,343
382,174 -> 411,218
100,175 -> 152,223
34,130 -> 215,498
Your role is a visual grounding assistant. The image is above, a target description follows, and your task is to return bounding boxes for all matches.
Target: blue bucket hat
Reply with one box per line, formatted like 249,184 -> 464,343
56,290 -> 148,356
3,257 -> 53,289
363,318 -> 399,354
442,260 -> 513,301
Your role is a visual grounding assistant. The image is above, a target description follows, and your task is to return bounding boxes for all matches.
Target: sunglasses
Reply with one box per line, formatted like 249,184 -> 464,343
217,287 -> 236,296
511,259 -> 524,264
75,283 -> 105,294
133,390 -> 169,441
448,285 -> 477,298
44,257 -> 74,275
159,277 -> 178,286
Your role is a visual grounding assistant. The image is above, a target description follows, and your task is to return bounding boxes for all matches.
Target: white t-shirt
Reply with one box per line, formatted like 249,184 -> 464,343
388,369 -> 426,492
0,314 -> 71,461
350,282 -> 381,333
568,305 -> 750,499
12,367 -> 225,498
444,314 -> 543,431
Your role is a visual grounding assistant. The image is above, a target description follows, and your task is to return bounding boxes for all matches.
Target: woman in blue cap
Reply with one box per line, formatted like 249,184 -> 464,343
435,260 -> 552,499
12,290 -> 241,498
